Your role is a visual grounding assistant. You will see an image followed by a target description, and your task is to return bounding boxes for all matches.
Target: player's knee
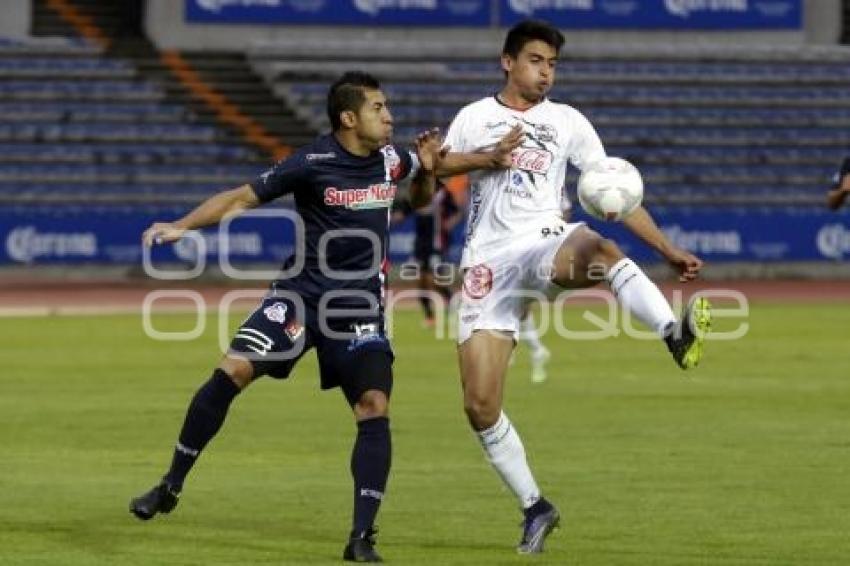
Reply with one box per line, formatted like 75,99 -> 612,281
463,392 -> 500,430
593,237 -> 625,267
217,356 -> 254,390
354,389 -> 389,419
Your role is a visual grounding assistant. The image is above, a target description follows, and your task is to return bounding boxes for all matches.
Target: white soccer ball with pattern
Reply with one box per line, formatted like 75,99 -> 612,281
577,157 -> 644,222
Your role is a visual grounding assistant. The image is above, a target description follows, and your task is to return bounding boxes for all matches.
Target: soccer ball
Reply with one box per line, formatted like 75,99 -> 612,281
577,157 -> 644,222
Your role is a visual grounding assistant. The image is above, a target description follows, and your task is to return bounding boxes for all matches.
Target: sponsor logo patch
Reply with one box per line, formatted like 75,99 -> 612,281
306,151 -> 336,161
285,320 -> 305,342
359,488 -> 384,500
323,184 -> 397,210
348,322 -> 387,351
512,148 -> 553,175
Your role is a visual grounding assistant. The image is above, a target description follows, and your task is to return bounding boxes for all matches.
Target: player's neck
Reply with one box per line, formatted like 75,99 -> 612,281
333,131 -> 373,157
496,87 -> 542,112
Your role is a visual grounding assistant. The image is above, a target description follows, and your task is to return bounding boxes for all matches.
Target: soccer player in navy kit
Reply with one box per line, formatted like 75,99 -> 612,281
129,72 -> 442,563
827,157 -> 850,210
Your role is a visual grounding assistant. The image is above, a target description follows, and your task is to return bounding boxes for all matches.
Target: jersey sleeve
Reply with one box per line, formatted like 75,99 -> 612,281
443,106 -> 470,154
395,146 -> 419,181
250,151 -> 309,204
567,109 -> 607,172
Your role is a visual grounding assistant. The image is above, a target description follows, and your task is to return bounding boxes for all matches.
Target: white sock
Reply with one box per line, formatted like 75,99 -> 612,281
519,315 -> 545,356
607,258 -> 676,336
476,412 -> 541,509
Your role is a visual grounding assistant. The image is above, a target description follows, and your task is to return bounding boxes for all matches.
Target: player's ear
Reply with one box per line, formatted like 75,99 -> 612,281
500,53 -> 513,74
339,110 -> 357,130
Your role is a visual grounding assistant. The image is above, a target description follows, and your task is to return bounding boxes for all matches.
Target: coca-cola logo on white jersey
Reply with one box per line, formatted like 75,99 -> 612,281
512,148 -> 553,175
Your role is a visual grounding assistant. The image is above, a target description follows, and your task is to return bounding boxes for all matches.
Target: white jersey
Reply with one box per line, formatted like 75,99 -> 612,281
443,96 -> 606,268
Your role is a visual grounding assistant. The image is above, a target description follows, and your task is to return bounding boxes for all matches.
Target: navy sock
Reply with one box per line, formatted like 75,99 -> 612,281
351,416 -> 391,535
164,369 -> 241,490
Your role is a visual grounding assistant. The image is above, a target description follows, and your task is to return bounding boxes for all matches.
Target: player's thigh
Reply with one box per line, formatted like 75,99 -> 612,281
550,225 -> 616,288
316,319 -> 394,408
228,297 -> 310,381
457,329 -> 514,410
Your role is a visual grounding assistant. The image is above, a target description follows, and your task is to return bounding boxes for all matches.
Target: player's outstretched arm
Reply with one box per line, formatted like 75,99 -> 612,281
142,184 -> 260,246
434,124 -> 523,177
410,128 -> 445,208
623,205 -> 703,282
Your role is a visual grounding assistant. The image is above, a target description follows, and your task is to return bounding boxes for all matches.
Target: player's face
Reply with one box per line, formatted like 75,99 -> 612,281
502,40 -> 558,102
354,89 -> 394,149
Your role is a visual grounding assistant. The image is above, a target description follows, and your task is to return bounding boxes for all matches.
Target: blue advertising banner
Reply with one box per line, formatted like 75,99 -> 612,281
391,206 -> 850,264
575,206 -> 850,262
0,206 -> 297,266
500,0 -> 802,29
2,205 -> 850,266
185,0 -> 491,26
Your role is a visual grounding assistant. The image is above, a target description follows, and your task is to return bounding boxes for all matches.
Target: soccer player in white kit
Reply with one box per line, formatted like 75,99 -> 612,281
431,20 -> 713,554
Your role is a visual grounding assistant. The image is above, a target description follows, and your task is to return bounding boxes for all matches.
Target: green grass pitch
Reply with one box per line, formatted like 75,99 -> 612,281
2,302 -> 849,565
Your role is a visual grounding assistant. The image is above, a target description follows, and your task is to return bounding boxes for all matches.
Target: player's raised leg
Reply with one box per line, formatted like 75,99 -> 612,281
129,355 -> 253,520
551,226 -> 710,369
459,330 -> 560,553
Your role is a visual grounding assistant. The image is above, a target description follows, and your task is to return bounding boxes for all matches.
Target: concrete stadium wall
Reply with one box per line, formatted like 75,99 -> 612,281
0,0 -> 32,39
145,0 -> 841,51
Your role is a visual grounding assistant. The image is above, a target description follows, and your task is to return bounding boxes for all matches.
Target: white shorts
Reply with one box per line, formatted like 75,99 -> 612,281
457,222 -> 584,344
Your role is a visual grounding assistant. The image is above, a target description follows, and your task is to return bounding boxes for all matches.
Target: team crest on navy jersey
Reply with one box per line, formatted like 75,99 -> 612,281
380,146 -> 404,182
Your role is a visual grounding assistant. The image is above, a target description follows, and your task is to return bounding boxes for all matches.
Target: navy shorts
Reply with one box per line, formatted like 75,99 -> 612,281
229,295 -> 394,406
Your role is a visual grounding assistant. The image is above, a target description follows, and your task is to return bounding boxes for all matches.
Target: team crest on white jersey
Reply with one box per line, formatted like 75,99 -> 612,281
534,123 -> 557,143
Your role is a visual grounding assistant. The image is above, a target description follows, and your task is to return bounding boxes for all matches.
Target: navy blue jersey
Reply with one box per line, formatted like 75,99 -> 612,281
251,134 -> 416,310
832,157 -> 850,188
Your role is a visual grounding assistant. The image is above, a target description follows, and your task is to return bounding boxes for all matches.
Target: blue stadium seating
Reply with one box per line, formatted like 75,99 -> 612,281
0,142 -> 258,164
0,37 -> 267,204
261,48 -> 849,205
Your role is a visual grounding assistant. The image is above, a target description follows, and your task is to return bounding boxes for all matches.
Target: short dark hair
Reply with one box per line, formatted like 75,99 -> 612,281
502,19 -> 565,58
326,71 -> 381,131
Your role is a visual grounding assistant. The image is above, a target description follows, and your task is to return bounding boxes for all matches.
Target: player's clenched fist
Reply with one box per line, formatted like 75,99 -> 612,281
142,222 -> 186,247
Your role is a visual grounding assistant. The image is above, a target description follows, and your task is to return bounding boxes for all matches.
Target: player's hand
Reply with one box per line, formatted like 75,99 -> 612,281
490,124 -> 524,168
666,247 -> 703,282
143,222 -> 186,247
414,127 -> 448,173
